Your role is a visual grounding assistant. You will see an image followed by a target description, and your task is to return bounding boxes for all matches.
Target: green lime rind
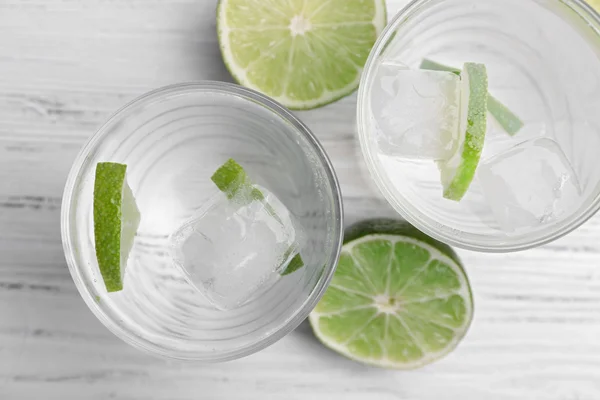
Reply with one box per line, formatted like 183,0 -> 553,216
210,159 -> 275,206
210,158 -> 304,274
309,219 -> 473,370
216,0 -> 387,110
343,218 -> 461,265
211,158 -> 275,214
211,158 -> 251,200
440,62 -> 488,201
94,162 -> 139,293
281,253 -> 305,276
94,162 -> 126,292
420,58 -> 523,136
419,59 -> 461,76
487,94 -> 524,135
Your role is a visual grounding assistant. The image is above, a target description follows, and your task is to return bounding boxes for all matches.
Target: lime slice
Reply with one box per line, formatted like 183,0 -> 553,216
211,158 -> 253,200
211,158 -> 304,274
420,58 -> 523,135
309,219 -> 473,369
94,162 -> 140,293
439,62 -> 488,201
217,0 -> 387,110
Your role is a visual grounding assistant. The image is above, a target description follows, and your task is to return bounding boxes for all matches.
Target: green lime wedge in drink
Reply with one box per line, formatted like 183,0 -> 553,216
211,158 -> 304,274
281,251 -> 305,276
309,219 -> 473,369
217,0 -> 387,110
420,58 -> 523,135
211,157 -> 251,199
439,62 -> 488,201
211,158 -> 278,216
420,59 -> 461,76
486,94 -> 524,135
94,162 -> 140,293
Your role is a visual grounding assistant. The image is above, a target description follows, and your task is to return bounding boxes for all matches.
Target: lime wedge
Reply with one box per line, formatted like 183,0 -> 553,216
420,58 -> 523,135
281,253 -> 304,276
309,219 -> 473,369
439,63 -> 488,201
419,59 -> 461,76
211,158 -> 304,274
211,158 -> 252,200
211,158 -> 276,214
486,94 -> 524,136
93,162 -> 140,293
217,0 -> 387,110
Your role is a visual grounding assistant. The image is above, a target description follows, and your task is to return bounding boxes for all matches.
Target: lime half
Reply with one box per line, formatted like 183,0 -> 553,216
217,0 -> 387,110
93,162 -> 140,293
309,219 -> 473,369
439,62 -> 488,201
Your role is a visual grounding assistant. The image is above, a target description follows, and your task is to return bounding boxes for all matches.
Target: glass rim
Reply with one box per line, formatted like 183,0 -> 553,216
356,0 -> 600,253
61,81 -> 344,361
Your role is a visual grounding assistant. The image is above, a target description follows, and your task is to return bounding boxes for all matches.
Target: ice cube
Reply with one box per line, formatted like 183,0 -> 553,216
171,187 -> 304,310
369,62 -> 460,160
478,138 -> 582,233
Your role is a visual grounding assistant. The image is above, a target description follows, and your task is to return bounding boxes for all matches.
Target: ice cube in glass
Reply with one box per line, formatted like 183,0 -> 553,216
171,188 -> 304,310
478,138 -> 582,234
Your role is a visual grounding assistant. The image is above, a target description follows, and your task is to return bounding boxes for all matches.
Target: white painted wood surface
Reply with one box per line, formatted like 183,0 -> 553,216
1,0 -> 600,399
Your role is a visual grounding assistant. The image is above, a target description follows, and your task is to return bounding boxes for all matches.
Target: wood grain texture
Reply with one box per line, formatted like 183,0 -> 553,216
1,0 -> 600,399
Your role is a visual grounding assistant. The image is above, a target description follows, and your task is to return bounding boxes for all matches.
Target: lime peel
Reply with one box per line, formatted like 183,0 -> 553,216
440,62 -> 488,201
419,59 -> 461,76
93,162 -> 140,293
487,94 -> 524,135
211,157 -> 250,199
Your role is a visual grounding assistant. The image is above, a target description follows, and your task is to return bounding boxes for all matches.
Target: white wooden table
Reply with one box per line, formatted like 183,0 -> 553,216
1,1 -> 600,399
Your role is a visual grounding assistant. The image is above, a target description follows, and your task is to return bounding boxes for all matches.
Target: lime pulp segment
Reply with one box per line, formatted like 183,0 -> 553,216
420,58 -> 523,135
309,219 -> 473,369
93,162 -> 140,293
439,63 -> 488,201
217,0 -> 387,110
